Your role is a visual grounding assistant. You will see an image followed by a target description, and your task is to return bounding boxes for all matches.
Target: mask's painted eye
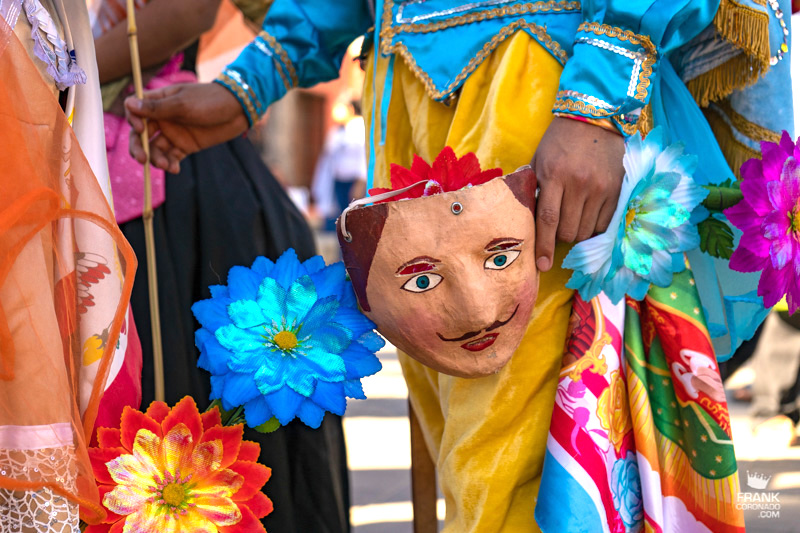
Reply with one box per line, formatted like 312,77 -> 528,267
402,273 -> 443,293
485,250 -> 520,270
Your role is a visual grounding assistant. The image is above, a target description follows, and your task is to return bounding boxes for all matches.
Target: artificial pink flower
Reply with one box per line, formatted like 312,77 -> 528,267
369,147 -> 503,202
725,132 -> 800,314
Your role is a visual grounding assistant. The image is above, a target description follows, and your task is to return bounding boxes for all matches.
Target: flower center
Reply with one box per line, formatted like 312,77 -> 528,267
273,330 -> 298,350
625,207 -> 637,228
149,471 -> 196,515
790,204 -> 800,235
162,483 -> 185,507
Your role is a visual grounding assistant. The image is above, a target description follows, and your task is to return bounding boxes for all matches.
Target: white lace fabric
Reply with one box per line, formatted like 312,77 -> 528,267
0,446 -> 80,532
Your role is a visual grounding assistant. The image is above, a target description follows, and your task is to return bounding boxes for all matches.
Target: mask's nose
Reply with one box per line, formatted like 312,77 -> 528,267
448,273 -> 503,335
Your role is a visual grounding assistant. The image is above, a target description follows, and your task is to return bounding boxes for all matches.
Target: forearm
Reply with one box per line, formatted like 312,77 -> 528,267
95,0 -> 222,84
219,0 -> 371,126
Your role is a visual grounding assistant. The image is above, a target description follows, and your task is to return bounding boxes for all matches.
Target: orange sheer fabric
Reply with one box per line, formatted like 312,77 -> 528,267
0,15 -> 135,525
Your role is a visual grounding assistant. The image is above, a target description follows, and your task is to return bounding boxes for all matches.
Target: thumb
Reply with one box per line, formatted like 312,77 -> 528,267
124,87 -> 184,120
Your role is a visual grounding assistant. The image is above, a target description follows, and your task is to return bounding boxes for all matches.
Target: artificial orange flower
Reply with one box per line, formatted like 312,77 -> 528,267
87,397 -> 272,533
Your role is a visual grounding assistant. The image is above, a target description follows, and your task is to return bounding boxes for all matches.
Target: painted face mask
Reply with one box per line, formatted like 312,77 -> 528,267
338,148 -> 538,378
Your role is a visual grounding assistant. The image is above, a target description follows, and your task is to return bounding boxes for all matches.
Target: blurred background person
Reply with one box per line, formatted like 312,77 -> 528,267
87,0 -> 351,530
312,99 -> 367,233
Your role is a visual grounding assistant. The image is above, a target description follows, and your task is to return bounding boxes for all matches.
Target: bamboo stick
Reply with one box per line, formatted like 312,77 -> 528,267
126,0 -> 165,402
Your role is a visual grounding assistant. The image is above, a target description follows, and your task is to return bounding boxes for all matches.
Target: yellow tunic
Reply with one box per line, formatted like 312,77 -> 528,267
364,31 -> 575,532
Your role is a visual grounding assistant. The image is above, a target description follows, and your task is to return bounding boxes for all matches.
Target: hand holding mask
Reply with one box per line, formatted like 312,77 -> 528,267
338,148 -> 539,378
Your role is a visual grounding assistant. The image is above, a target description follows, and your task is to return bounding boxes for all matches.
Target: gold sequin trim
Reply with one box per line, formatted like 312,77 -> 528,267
382,18 -> 567,102
577,22 -> 657,102
216,73 -> 259,126
258,30 -> 299,88
382,0 -> 581,39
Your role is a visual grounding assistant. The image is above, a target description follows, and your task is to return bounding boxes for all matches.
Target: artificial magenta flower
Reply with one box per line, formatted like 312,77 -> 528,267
725,132 -> 800,314
369,146 -> 503,201
192,249 -> 383,429
562,128 -> 707,303
87,397 -> 272,533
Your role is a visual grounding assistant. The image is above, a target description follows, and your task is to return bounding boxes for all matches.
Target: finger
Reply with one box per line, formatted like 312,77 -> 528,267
595,198 -> 617,234
166,147 -> 186,174
150,135 -> 175,171
129,128 -> 147,165
575,194 -> 604,242
127,107 -> 145,134
125,87 -> 185,121
535,180 -> 563,272
556,191 -> 584,244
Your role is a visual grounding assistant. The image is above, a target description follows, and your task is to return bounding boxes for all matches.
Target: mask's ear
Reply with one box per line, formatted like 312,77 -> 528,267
336,203 -> 389,312
504,165 -> 538,215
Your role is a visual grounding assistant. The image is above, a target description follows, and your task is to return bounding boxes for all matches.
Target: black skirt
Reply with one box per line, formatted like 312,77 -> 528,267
121,136 -> 351,532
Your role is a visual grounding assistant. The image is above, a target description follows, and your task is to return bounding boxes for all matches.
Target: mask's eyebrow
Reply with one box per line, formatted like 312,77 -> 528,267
396,256 -> 441,275
485,238 -> 523,252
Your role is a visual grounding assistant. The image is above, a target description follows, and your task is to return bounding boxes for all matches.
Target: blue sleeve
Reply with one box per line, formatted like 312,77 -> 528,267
554,0 -> 720,136
214,1 -> 371,126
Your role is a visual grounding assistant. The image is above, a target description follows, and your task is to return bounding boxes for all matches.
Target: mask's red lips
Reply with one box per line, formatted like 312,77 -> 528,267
461,333 -> 499,352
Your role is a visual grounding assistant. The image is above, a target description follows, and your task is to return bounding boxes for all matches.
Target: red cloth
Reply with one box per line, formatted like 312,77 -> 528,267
91,308 -> 142,446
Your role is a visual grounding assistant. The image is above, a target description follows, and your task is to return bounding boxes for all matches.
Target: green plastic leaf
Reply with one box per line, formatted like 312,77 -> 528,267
254,417 -> 281,433
701,185 -> 744,212
698,218 -> 734,259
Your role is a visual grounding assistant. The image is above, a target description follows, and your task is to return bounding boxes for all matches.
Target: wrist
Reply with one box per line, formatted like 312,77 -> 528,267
214,69 -> 264,127
553,113 -> 622,136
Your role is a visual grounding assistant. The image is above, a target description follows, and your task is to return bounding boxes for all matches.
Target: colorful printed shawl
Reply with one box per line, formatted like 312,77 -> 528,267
535,267 -> 743,532
0,1 -> 137,528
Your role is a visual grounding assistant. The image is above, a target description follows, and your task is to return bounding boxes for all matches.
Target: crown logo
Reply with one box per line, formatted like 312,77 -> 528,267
746,471 -> 771,490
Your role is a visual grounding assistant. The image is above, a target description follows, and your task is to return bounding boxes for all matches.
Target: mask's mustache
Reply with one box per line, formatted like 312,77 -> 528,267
436,305 -> 519,342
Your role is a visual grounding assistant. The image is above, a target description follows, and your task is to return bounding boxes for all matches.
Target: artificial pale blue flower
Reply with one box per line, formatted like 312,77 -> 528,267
192,249 -> 384,429
563,127 -> 708,304
610,452 -> 643,529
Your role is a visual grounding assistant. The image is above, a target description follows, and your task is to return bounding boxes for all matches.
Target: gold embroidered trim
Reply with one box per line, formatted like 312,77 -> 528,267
704,107 -> 762,179
553,95 -> 642,135
637,103 -> 653,136
273,58 -> 291,92
553,97 -> 638,136
611,115 -> 638,136
382,0 -> 581,39
553,97 -> 614,117
216,73 -> 259,126
258,30 -> 299,87
383,19 -> 566,102
716,99 -> 781,144
576,22 -> 657,102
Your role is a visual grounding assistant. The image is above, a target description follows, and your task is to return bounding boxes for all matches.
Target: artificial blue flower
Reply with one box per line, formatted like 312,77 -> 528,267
192,249 -> 384,429
562,127 -> 708,303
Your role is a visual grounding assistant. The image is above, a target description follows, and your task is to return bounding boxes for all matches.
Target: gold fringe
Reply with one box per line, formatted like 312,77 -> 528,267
704,107 -> 762,179
686,0 -> 770,107
231,0 -> 273,24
